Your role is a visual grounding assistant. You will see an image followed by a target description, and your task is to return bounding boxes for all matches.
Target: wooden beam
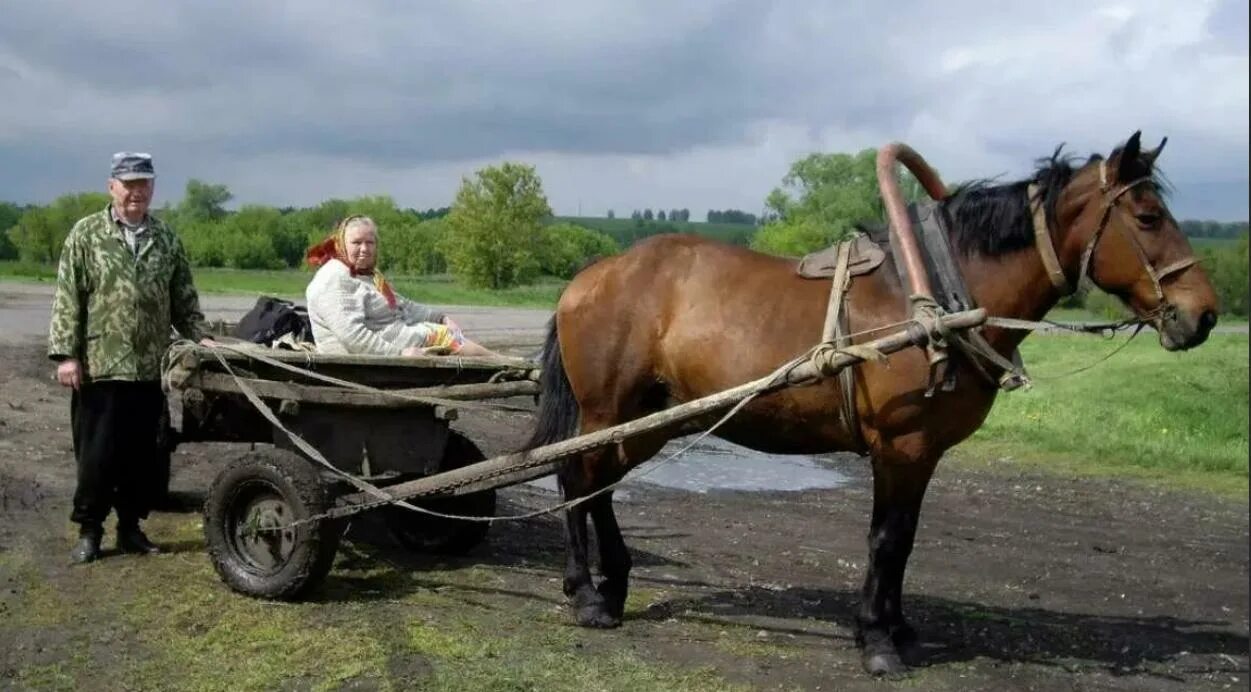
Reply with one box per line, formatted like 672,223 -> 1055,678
332,308 -> 987,513
188,372 -> 537,410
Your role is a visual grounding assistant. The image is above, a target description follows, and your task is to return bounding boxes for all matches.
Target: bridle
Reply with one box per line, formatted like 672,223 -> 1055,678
1028,159 -> 1198,320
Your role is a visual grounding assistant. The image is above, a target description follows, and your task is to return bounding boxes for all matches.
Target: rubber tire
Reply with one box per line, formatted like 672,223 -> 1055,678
382,433 -> 496,555
204,449 -> 344,600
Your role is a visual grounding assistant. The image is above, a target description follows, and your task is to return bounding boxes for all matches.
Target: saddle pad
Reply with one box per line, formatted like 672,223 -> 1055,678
796,234 -> 886,279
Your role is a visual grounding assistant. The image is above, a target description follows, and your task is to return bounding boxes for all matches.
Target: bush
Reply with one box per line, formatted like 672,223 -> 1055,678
384,219 -> 449,275
1199,234 -> 1248,317
9,193 -> 110,262
750,218 -> 845,257
535,223 -> 619,278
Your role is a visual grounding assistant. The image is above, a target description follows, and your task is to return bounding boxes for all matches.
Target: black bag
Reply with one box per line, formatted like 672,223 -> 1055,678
232,296 -> 314,347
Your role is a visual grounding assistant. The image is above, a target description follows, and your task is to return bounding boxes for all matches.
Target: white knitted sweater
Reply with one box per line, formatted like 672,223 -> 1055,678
305,259 -> 444,355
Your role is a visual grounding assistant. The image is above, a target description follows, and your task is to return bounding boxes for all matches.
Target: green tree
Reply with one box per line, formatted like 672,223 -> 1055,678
753,148 -> 929,256
535,222 -> 618,278
178,179 -> 233,222
0,202 -> 22,260
9,192 -> 111,262
386,218 -> 449,274
218,205 -> 285,269
442,162 -> 552,289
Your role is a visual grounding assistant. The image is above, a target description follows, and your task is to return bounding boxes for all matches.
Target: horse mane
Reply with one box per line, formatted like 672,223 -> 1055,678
941,142 -> 1173,257
941,146 -> 1083,257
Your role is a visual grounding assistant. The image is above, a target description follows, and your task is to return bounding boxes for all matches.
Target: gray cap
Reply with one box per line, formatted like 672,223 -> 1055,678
110,152 -> 156,180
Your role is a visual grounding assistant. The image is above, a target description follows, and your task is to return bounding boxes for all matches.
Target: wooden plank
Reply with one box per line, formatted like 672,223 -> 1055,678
179,343 -> 536,372
332,308 -> 987,512
189,371 -> 537,409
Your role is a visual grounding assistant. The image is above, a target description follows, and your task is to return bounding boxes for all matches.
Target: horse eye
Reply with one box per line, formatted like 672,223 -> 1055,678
1136,213 -> 1161,229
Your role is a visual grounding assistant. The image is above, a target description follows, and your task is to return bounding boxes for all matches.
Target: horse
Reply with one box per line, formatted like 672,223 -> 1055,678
522,131 -> 1219,675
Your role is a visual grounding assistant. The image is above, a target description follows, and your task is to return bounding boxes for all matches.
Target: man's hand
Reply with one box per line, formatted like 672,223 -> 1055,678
199,337 -> 218,347
56,359 -> 83,390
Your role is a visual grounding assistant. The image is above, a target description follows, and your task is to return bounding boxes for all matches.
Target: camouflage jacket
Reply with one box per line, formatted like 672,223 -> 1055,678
47,206 -> 208,382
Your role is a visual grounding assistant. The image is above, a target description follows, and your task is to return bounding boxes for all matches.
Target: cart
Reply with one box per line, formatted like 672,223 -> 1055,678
163,306 -> 987,601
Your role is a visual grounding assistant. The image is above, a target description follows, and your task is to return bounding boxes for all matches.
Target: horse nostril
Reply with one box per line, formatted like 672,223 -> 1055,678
1199,310 -> 1218,332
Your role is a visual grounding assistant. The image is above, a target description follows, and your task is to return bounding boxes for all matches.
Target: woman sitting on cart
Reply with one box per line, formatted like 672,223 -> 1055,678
305,215 -> 499,358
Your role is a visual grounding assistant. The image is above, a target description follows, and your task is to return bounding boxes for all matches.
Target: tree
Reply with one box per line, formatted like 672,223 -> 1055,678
753,148 -> 930,256
657,210 -> 666,221
643,209 -> 654,221
9,192 -> 111,262
387,218 -> 449,274
606,209 -> 615,219
178,179 -> 233,222
442,162 -> 552,289
535,223 -> 619,278
0,202 -> 21,260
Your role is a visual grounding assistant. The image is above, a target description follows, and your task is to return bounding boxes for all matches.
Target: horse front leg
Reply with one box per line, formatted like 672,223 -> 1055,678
855,454 -> 938,675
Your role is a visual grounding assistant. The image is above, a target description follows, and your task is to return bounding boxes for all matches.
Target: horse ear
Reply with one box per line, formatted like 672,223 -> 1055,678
1143,136 -> 1168,167
1117,131 -> 1143,181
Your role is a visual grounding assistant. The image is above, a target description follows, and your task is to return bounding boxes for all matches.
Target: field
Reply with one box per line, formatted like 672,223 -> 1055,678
960,333 -> 1249,497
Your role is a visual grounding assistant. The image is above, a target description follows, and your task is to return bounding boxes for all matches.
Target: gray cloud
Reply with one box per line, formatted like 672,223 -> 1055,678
0,0 -> 1246,220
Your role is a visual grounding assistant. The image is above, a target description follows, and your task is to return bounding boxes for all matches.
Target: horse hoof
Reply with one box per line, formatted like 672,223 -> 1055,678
863,651 -> 908,676
575,606 -> 621,629
892,625 -> 923,663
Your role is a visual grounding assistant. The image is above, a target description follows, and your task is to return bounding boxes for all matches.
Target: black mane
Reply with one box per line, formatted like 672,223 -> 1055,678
941,146 -> 1086,257
941,142 -> 1172,257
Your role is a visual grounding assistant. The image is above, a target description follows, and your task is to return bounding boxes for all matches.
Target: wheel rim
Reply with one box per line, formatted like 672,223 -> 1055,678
224,479 -> 300,575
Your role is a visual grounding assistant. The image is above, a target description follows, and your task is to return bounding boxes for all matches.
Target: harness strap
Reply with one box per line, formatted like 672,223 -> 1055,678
1027,184 -> 1070,293
819,239 -> 868,455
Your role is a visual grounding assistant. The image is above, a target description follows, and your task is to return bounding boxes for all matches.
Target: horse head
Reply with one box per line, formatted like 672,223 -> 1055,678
1053,131 -> 1219,350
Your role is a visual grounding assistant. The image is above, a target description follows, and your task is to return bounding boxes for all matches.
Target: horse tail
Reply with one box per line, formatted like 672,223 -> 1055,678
523,317 -> 580,451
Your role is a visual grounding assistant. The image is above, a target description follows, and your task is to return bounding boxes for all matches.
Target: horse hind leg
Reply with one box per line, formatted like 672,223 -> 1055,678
559,424 -> 667,628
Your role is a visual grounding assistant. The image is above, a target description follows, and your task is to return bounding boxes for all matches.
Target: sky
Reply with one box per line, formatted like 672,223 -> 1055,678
0,0 -> 1247,221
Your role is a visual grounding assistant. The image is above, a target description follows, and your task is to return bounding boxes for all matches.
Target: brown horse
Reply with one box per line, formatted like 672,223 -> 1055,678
523,131 -> 1219,675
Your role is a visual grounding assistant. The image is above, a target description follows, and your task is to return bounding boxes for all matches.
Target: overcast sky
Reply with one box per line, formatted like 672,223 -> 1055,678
1,0 -> 1246,221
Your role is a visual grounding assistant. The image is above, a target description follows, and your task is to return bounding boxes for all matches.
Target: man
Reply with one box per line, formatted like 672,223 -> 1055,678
48,152 -> 212,564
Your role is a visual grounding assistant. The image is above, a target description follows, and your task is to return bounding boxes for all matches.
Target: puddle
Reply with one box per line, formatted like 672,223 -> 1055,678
527,436 -> 854,495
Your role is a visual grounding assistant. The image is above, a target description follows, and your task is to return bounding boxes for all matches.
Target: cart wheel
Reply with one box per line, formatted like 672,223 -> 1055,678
204,449 -> 345,600
383,433 -> 496,555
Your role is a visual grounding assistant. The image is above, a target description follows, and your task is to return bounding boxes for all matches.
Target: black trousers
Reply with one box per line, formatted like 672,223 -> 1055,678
70,380 -> 166,528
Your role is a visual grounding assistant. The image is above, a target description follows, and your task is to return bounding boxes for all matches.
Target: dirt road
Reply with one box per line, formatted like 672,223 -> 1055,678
0,286 -> 1247,691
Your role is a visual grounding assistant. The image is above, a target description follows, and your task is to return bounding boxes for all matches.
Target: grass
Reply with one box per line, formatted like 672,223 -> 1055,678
0,515 -> 745,692
0,261 -> 564,309
955,332 -> 1249,497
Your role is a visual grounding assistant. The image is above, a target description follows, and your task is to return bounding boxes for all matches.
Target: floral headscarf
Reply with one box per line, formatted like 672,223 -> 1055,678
305,215 -> 397,309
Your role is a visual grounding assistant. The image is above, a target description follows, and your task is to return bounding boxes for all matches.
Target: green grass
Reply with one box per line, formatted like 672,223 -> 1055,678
1,516 -> 744,692
956,332 -> 1249,497
0,261 -> 564,309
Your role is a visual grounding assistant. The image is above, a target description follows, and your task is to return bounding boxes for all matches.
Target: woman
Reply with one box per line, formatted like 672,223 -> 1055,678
305,215 -> 498,357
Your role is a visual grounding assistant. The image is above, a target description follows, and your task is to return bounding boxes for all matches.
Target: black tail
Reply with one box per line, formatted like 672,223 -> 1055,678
523,318 -> 580,452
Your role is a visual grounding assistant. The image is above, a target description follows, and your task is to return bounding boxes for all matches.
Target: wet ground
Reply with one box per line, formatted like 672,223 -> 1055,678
1,284 -> 1248,690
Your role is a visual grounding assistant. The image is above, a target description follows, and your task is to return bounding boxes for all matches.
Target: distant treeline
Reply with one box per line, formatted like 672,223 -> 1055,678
1179,219 -> 1248,239
0,180 -> 1245,314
